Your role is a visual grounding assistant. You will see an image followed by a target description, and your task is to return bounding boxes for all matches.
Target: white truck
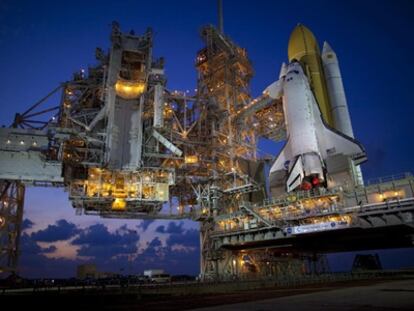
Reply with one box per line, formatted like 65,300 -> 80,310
144,269 -> 171,283
144,269 -> 164,277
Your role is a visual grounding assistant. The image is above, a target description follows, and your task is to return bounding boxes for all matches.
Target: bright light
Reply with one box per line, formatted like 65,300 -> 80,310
112,198 -> 126,210
115,79 -> 146,99
185,155 -> 198,164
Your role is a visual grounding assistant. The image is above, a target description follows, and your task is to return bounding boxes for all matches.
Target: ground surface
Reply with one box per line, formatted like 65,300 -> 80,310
191,279 -> 414,311
2,278 -> 414,310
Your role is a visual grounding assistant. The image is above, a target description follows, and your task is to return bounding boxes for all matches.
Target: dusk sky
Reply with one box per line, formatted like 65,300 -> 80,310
1,0 -> 414,278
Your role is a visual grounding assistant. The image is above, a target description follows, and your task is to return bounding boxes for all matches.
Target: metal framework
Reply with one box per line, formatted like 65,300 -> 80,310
0,23 -> 413,279
0,181 -> 25,272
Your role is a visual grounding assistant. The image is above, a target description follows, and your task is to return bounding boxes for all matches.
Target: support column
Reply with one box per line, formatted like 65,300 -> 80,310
0,181 -> 25,274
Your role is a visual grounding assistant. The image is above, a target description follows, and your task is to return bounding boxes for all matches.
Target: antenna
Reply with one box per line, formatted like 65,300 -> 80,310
217,0 -> 224,33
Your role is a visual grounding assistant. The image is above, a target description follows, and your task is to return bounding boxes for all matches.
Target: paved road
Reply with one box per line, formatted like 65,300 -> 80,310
190,279 -> 414,311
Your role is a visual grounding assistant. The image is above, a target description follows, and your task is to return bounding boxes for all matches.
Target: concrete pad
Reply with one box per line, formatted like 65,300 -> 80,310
190,279 -> 414,311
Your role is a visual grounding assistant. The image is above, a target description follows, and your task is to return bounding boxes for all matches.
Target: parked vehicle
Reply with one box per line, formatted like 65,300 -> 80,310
150,273 -> 171,283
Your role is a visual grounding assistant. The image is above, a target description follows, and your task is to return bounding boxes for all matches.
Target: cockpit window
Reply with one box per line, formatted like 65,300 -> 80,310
287,70 -> 299,75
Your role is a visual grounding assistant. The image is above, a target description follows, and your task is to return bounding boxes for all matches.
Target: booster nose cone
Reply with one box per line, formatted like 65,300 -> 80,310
321,41 -> 335,57
288,24 -> 320,62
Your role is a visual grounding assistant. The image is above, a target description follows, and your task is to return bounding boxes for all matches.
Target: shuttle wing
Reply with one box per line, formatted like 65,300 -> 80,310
269,139 -> 293,193
269,139 -> 292,175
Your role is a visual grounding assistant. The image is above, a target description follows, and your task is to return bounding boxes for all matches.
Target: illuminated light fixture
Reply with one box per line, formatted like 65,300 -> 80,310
184,155 -> 198,164
394,191 -> 399,196
6,139 -> 11,144
112,198 -> 127,210
115,78 -> 146,99
0,216 -> 5,228
19,140 -> 25,145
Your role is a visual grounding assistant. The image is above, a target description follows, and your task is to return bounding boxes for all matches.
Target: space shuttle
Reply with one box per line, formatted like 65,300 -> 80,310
267,25 -> 367,195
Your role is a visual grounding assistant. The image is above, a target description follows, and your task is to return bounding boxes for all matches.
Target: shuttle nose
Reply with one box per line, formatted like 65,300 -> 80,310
286,61 -> 304,76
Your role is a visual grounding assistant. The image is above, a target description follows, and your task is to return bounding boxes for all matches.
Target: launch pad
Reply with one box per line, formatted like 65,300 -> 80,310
1,19 -> 414,280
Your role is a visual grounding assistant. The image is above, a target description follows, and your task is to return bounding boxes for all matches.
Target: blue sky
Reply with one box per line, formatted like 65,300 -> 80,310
0,0 -> 413,278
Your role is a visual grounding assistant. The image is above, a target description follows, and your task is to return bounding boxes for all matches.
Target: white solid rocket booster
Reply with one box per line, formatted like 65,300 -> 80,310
321,42 -> 353,137
321,42 -> 363,185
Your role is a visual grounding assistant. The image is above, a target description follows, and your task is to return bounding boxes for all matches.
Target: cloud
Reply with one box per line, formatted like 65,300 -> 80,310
22,218 -> 34,230
147,237 -> 162,248
155,225 -> 166,233
17,233 -> 78,278
73,223 -> 140,261
167,228 -> 199,248
20,233 -> 42,255
31,219 -> 80,242
155,221 -> 184,234
18,218 -> 201,278
138,237 -> 164,260
166,222 -> 184,234
41,245 -> 57,253
137,220 -> 154,231
133,235 -> 200,274
73,224 -> 138,245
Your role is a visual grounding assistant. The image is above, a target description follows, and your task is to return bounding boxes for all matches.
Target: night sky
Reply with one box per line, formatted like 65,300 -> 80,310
1,0 -> 414,278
